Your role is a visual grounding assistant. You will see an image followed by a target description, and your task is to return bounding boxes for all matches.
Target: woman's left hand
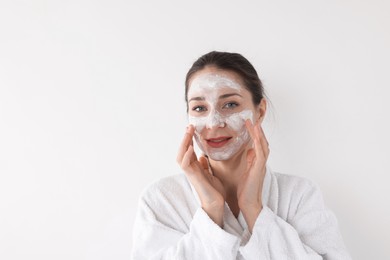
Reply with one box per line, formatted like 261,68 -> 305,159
237,119 -> 270,233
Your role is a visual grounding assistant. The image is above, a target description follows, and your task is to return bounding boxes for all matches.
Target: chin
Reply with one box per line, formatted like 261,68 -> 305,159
203,147 -> 238,161
206,154 -> 228,161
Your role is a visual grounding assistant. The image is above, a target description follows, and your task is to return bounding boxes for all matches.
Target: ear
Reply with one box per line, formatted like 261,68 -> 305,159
255,98 -> 267,125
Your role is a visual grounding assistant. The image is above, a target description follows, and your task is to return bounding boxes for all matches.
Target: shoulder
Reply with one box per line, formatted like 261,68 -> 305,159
144,173 -> 190,193
268,169 -> 326,218
134,174 -> 197,234
139,174 -> 194,204
272,170 -> 320,194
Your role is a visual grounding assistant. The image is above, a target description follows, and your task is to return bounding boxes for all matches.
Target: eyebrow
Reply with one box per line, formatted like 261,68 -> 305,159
220,93 -> 242,99
188,93 -> 242,102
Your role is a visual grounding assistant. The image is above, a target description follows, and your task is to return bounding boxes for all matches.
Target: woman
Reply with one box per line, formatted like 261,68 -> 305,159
131,51 -> 351,259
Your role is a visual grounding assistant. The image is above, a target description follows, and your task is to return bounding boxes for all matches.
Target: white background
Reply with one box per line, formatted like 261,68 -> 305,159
0,0 -> 389,259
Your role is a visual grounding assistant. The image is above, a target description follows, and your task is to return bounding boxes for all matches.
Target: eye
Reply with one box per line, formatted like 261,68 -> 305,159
192,106 -> 207,112
223,102 -> 239,109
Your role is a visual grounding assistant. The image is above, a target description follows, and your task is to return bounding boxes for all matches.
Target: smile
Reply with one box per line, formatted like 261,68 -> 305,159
206,136 -> 232,148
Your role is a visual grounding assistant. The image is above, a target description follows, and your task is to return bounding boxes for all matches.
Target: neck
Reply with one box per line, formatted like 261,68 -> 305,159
208,148 -> 250,217
208,146 -> 250,191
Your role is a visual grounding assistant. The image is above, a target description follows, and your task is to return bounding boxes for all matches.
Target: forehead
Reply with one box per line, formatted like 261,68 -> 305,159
188,68 -> 245,96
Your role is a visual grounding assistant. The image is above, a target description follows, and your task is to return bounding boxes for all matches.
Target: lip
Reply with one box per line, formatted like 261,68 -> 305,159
206,136 -> 232,148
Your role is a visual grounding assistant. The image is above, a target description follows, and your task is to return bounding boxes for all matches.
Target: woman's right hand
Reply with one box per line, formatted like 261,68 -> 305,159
176,125 -> 226,227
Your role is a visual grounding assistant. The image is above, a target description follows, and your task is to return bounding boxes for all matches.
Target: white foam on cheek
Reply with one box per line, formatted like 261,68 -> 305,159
225,110 -> 253,132
189,109 -> 225,130
188,116 -> 206,133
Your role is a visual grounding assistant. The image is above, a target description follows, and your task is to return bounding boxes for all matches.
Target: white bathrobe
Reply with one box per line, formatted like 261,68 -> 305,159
131,166 -> 351,259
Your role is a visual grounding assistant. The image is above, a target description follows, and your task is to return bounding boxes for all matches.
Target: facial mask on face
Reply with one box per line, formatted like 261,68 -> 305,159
189,109 -> 254,161
188,73 -> 255,161
189,74 -> 241,95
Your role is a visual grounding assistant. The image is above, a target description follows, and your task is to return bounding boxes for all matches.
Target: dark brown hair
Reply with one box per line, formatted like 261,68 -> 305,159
185,51 -> 265,106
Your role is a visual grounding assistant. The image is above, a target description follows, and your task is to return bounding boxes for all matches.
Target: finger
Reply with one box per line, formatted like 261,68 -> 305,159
181,144 -> 194,170
251,122 -> 265,159
246,148 -> 264,183
189,139 -> 199,162
245,119 -> 265,161
257,124 -> 270,158
245,119 -> 256,141
246,148 -> 256,169
176,125 -> 195,164
199,156 -> 209,172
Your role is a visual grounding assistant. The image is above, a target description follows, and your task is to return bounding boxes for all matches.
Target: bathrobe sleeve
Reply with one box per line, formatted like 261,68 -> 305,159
131,181 -> 241,260
238,181 -> 352,260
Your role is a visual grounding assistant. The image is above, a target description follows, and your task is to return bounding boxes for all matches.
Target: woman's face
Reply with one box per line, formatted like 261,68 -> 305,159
187,67 -> 260,161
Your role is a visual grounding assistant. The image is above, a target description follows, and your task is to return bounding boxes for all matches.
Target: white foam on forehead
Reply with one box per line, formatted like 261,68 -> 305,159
188,73 -> 241,96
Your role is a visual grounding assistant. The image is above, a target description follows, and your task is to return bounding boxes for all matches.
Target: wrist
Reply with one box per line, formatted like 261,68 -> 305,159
238,198 -> 262,213
202,201 -> 225,227
241,204 -> 262,233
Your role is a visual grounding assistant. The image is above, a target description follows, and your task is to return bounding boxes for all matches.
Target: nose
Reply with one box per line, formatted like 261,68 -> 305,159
205,110 -> 225,129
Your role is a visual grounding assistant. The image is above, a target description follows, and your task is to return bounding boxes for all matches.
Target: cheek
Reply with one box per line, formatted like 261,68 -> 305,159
188,116 -> 207,134
225,110 -> 253,132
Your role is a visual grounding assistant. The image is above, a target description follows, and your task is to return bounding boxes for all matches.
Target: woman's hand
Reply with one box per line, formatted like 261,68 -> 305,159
237,120 -> 270,233
177,125 -> 226,227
